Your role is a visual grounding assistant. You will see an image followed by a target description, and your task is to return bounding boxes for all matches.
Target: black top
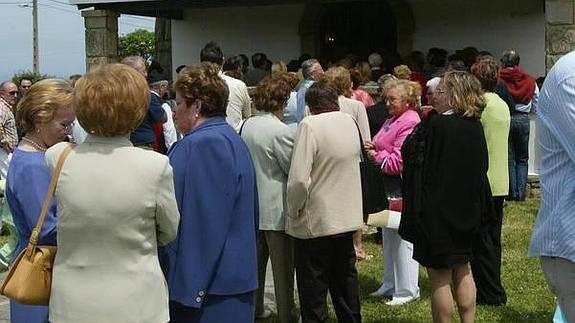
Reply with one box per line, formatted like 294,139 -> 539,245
494,82 -> 517,114
366,101 -> 389,139
399,112 -> 493,266
130,92 -> 165,145
243,68 -> 269,87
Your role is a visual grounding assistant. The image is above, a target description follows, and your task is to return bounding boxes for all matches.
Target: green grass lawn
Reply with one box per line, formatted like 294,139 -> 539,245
264,198 -> 556,322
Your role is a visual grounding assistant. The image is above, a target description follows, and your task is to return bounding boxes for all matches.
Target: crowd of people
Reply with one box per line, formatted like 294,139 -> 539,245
0,40 -> 572,323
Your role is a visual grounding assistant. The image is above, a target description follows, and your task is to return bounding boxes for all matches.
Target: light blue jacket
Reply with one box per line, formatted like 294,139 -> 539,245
241,112 -> 295,231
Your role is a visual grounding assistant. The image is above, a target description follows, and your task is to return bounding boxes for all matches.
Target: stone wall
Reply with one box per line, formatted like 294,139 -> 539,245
546,0 -> 575,71
82,10 -> 119,72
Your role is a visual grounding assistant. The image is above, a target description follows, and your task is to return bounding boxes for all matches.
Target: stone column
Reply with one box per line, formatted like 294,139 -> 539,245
545,0 -> 575,72
81,10 -> 119,72
155,17 -> 173,80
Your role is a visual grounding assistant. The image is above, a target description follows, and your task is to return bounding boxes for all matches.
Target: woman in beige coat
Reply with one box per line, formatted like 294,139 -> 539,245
45,64 -> 180,323
287,80 -> 363,323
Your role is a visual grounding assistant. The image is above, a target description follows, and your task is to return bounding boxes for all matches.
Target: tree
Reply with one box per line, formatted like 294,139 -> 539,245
12,71 -> 52,85
118,29 -> 155,61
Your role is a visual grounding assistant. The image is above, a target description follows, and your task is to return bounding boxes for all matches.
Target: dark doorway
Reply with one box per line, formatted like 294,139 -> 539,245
319,0 -> 397,63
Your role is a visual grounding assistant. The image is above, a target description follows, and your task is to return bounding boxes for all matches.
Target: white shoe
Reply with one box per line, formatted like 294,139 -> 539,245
385,296 -> 419,306
369,284 -> 394,297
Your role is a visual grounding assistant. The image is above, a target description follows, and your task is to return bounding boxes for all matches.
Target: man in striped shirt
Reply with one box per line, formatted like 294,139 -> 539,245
529,51 -> 575,322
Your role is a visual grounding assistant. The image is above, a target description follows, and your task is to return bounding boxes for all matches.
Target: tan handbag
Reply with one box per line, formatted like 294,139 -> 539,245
0,144 -> 74,305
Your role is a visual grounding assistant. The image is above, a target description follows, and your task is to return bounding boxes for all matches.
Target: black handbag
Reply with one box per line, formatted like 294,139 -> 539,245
354,124 -> 389,218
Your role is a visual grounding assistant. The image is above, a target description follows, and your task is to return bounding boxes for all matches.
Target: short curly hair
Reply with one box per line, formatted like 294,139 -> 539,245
174,62 -> 229,117
253,73 -> 292,113
16,79 -> 73,133
74,63 -> 149,137
470,56 -> 500,92
383,79 -> 421,107
324,66 -> 352,97
443,70 -> 485,118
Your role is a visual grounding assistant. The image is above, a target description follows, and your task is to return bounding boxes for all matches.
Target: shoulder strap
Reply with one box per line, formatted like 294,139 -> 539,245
353,119 -> 369,162
25,144 -> 74,258
238,117 -> 250,136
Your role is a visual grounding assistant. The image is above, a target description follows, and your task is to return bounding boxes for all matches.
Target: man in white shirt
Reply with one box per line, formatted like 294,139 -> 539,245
149,79 -> 177,151
200,42 -> 252,130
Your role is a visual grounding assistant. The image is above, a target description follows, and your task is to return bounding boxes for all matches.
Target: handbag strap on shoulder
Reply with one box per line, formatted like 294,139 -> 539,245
352,120 -> 369,162
25,144 -> 74,258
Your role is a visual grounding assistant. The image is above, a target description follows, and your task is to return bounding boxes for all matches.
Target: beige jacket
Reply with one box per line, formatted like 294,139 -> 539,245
286,112 -> 364,239
338,96 -> 371,142
45,136 -> 179,323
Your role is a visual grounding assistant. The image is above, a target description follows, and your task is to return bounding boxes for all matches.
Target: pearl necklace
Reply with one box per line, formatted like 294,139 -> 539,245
21,137 -> 47,152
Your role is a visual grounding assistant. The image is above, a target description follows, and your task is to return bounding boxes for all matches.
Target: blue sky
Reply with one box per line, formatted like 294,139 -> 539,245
0,0 -> 154,82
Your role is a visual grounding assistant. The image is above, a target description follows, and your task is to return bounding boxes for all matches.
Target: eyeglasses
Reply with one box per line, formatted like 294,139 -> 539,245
60,121 -> 75,132
21,86 -> 31,89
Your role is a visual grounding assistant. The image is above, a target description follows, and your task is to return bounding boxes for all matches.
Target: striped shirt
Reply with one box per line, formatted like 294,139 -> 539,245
528,51 -> 575,263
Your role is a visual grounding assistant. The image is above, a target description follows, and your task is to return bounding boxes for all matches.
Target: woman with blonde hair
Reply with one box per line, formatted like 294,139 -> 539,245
241,73 -> 299,323
45,63 -> 179,323
400,70 -> 490,323
6,79 -> 74,323
324,66 -> 371,261
365,79 -> 421,305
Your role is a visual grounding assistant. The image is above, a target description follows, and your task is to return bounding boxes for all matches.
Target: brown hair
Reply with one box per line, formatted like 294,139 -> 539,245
74,64 -> 149,137
443,70 -> 485,118
324,66 -> 352,97
174,62 -> 229,117
253,73 -> 292,113
16,79 -> 73,133
470,56 -> 500,92
305,79 -> 340,113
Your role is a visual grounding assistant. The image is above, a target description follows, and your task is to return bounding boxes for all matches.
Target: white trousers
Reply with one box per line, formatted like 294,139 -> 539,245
382,228 -> 420,299
541,256 -> 575,323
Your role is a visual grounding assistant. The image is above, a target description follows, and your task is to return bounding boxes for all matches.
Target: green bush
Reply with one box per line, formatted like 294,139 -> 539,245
11,71 -> 53,85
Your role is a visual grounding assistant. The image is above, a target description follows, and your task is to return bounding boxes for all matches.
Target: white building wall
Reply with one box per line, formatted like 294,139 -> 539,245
409,0 -> 546,78
171,4 -> 305,77
409,0 -> 544,174
171,0 -> 543,174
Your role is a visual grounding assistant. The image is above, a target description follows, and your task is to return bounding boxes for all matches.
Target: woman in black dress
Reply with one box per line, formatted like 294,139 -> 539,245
399,71 -> 492,323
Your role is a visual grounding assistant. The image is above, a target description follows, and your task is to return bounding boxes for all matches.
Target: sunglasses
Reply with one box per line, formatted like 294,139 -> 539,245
8,91 -> 17,96
21,86 -> 31,89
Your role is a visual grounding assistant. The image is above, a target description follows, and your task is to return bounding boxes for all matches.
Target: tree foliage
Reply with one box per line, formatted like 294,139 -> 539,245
12,71 -> 52,84
118,29 -> 155,61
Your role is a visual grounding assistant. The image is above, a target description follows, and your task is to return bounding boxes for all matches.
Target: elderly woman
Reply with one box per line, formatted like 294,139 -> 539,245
241,73 -> 298,323
324,66 -> 371,261
364,79 -> 421,305
471,56 -> 511,306
287,79 -> 363,322
44,64 -> 179,323
161,62 -> 258,323
399,71 -> 490,323
6,79 -> 74,323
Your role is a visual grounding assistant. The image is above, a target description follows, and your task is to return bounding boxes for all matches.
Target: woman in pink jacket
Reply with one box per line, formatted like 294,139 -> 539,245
364,79 -> 421,306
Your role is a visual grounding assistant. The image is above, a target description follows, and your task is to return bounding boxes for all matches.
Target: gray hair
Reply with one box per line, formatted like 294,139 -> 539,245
501,49 -> 520,68
121,56 -> 146,71
0,81 -> 15,92
150,80 -> 169,88
368,52 -> 383,67
301,58 -> 319,80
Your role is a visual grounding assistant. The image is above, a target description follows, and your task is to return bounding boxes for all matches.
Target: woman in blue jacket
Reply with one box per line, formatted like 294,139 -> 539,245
161,62 -> 258,323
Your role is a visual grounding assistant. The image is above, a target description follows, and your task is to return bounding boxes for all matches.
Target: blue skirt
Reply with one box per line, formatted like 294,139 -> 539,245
10,301 -> 49,323
169,291 -> 254,323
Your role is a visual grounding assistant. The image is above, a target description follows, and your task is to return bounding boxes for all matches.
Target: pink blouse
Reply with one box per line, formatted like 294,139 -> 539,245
372,109 -> 420,175
353,89 -> 375,108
